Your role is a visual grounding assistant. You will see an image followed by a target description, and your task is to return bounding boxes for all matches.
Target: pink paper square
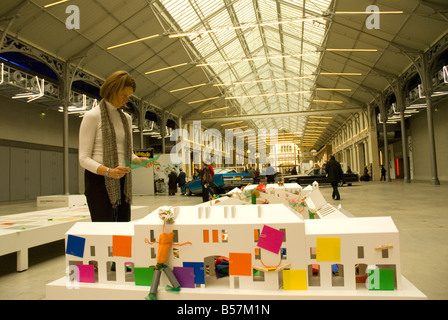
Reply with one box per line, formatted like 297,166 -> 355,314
77,264 -> 95,283
257,225 -> 285,254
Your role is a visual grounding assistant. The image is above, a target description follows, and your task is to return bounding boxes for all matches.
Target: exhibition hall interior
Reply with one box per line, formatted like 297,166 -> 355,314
0,0 -> 447,301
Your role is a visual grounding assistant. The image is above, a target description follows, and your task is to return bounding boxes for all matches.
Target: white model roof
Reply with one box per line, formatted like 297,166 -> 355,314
66,222 -> 135,237
136,204 -> 304,227
305,217 -> 398,236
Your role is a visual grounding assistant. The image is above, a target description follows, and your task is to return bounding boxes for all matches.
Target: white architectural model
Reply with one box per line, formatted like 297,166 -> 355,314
64,184 -> 401,298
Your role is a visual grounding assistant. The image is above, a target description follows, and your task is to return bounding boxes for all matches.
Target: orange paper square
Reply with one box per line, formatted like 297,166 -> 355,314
229,253 -> 252,276
112,235 -> 133,257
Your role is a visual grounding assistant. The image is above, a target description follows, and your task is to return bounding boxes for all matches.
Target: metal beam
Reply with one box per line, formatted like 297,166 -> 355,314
187,107 -> 362,123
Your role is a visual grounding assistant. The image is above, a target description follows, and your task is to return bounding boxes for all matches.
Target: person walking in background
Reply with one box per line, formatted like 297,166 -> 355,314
177,168 -> 186,195
200,161 -> 213,202
325,155 -> 343,200
168,168 -> 178,195
380,165 -> 387,181
265,163 -> 276,183
207,160 -> 214,179
79,71 -> 152,222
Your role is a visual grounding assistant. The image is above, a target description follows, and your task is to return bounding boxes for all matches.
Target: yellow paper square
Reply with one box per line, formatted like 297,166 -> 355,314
283,269 -> 307,290
316,237 -> 340,262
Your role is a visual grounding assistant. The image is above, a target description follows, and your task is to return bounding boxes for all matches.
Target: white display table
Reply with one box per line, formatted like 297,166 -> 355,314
0,206 -> 149,271
37,195 -> 87,208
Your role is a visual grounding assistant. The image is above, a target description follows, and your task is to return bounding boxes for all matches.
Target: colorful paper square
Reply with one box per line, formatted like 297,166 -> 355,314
77,264 -> 95,283
66,235 -> 86,258
229,253 -> 252,276
112,235 -> 133,257
316,237 -> 340,262
173,267 -> 195,288
368,269 -> 395,291
134,267 -> 155,286
183,262 -> 205,284
257,225 -> 285,254
283,269 -> 307,290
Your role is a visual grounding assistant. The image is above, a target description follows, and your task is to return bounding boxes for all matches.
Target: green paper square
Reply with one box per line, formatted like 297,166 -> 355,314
368,269 -> 395,291
134,267 -> 155,286
308,210 -> 314,220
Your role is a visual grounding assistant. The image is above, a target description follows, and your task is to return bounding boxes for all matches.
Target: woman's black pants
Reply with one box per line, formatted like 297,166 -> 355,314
84,170 -> 131,222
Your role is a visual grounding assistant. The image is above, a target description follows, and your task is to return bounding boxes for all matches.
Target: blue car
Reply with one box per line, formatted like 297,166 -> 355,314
185,168 -> 254,196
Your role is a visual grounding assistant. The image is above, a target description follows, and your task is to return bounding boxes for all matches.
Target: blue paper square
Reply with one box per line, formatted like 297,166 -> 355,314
183,262 -> 205,284
66,235 -> 86,258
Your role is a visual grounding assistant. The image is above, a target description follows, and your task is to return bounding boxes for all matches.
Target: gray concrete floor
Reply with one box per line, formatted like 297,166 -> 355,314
0,180 -> 446,300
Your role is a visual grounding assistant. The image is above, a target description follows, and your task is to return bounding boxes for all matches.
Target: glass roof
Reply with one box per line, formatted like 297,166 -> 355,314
158,0 -> 332,136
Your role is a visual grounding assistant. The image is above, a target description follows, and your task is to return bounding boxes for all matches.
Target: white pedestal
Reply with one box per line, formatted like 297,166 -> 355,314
37,195 -> 87,208
45,275 -> 426,300
132,166 -> 155,196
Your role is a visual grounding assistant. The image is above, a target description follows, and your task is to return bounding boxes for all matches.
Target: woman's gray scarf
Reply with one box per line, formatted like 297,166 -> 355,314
100,100 -> 132,208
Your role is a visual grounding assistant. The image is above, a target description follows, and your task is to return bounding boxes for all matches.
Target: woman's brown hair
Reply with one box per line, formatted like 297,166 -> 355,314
100,71 -> 136,102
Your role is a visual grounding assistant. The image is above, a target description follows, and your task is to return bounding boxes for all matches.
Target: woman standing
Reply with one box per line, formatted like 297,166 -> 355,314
79,71 -> 151,222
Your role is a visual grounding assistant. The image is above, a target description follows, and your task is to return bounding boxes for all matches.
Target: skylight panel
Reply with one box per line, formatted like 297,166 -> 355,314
233,0 -> 257,24
194,0 -> 224,20
162,0 -> 199,31
306,0 -> 332,15
245,28 -> 264,53
278,0 -> 304,18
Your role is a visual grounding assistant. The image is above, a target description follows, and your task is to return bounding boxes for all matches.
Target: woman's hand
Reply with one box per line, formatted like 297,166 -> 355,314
109,166 -> 131,179
134,157 -> 154,168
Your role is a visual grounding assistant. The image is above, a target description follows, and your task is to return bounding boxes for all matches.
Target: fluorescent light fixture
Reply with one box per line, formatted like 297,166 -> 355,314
188,96 -> 220,104
202,106 -> 230,114
316,88 -> 352,92
221,121 -> 244,126
170,83 -> 207,93
313,100 -> 343,104
335,11 -> 404,15
304,132 -> 321,136
408,103 -> 427,109
0,63 -> 4,85
145,63 -> 188,75
319,72 -> 362,76
226,90 -> 312,100
12,76 -> 44,102
107,34 -> 160,50
230,126 -> 248,130
326,48 -> 378,52
309,116 -> 333,119
308,121 -> 329,124
44,0 -> 70,8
